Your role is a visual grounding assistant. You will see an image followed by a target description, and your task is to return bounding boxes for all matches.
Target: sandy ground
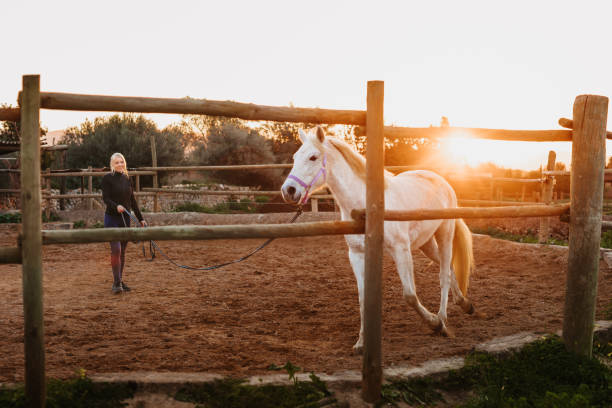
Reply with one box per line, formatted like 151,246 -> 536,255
0,215 -> 610,384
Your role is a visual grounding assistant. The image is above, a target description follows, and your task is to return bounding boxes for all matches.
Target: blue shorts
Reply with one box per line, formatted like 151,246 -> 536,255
104,213 -> 131,228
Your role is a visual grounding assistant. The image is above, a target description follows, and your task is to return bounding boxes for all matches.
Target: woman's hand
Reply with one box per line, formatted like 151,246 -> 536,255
117,205 -> 126,213
140,220 -> 148,227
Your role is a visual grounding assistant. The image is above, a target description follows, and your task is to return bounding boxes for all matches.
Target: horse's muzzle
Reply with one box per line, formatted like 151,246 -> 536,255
281,182 -> 302,204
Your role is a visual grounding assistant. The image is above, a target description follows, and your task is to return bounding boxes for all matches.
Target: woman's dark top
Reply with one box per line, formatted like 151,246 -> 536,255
101,172 -> 143,222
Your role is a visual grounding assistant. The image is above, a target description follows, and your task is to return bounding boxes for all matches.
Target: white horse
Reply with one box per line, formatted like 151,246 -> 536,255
281,127 -> 475,353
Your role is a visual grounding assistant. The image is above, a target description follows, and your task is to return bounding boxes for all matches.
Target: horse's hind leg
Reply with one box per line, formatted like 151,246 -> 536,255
423,236 -> 475,316
391,243 -> 447,334
347,246 -> 365,354
450,277 -> 476,315
420,237 -> 440,263
434,221 -> 455,333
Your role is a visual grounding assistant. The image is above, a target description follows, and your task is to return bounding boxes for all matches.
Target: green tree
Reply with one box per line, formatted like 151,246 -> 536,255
60,114 -> 184,170
0,103 -> 48,153
189,121 -> 280,188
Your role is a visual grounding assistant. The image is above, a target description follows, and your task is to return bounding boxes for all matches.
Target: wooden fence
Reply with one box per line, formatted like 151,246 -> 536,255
1,162 -> 548,215
4,75 -> 608,406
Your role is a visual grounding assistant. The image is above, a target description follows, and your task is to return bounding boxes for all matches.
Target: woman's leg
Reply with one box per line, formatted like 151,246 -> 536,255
105,213 -> 126,292
110,241 -> 122,287
119,241 -> 128,282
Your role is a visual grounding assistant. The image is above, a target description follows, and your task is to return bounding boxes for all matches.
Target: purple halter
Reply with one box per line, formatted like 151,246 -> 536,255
287,154 -> 327,205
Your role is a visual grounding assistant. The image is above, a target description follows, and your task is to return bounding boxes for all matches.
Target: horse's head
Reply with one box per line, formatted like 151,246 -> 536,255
281,127 -> 327,205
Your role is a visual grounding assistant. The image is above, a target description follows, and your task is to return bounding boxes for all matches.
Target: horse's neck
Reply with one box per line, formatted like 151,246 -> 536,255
325,151 -> 366,219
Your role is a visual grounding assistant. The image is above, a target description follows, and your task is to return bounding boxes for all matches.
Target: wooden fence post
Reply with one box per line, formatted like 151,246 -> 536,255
564,95 -> 608,357
20,74 -> 45,408
44,168 -> 51,220
363,80 -> 384,403
87,166 -> 93,210
150,134 -> 158,189
310,198 -> 318,213
59,150 -> 66,210
539,151 -> 556,243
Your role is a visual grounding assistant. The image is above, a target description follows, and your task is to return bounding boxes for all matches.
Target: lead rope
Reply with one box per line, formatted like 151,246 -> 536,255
120,207 -> 303,271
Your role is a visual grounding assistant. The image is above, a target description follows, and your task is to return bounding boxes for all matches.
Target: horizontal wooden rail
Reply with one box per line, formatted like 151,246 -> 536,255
458,199 -> 543,207
30,92 -> 367,126
351,203 -> 570,221
141,187 -> 333,199
543,168 -> 612,177
559,117 -> 612,138
0,107 -> 20,122
41,220 -> 365,244
138,164 -> 293,171
43,192 -> 155,199
356,125 -> 574,142
0,247 -> 22,264
41,171 -> 156,177
489,177 -> 542,183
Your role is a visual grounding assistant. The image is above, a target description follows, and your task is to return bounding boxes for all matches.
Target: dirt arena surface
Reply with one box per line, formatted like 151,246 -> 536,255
0,214 -> 610,383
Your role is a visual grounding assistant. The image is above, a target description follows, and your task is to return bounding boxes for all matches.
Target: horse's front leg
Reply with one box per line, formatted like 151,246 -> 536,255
347,246 -> 365,354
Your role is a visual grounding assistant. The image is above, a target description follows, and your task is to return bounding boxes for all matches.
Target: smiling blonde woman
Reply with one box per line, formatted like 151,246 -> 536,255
101,152 -> 147,294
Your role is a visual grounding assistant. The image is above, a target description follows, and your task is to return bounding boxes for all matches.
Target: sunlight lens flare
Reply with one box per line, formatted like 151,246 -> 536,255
440,130 -> 539,170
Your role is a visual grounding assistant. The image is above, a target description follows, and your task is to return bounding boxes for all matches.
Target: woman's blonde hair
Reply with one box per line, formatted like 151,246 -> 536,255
110,152 -> 129,176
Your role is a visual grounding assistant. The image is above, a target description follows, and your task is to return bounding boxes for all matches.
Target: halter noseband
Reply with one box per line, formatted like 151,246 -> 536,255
287,154 -> 327,205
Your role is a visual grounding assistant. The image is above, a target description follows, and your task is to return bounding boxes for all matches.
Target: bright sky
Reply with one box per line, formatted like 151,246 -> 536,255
2,0 -> 612,170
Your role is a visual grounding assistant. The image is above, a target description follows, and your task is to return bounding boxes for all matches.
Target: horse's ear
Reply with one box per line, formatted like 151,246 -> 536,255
298,129 -> 307,143
316,126 -> 325,143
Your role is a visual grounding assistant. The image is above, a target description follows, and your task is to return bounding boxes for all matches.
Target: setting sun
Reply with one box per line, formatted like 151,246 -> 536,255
437,130 -> 575,171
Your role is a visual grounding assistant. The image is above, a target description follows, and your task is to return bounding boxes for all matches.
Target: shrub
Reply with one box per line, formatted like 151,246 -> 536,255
73,220 -> 86,229
0,213 -> 20,224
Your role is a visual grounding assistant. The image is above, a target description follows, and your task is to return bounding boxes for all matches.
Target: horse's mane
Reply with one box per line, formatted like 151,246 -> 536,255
325,137 -> 392,187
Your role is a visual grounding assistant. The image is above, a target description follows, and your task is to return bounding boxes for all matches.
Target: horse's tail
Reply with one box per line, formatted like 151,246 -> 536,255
452,219 -> 474,297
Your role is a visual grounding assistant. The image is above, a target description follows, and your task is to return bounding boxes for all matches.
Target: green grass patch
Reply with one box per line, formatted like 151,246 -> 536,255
174,362 -> 333,408
0,370 -> 135,408
73,220 -> 86,229
471,226 -> 568,246
0,211 -> 62,224
0,212 -> 20,224
600,231 -> 612,249
379,336 -> 611,407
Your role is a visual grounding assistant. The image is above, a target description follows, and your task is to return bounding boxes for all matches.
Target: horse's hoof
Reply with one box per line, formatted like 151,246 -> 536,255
432,320 -> 455,338
466,303 -> 475,314
472,310 -> 487,319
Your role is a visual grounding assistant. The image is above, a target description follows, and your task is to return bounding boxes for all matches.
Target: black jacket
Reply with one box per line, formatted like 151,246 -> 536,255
101,172 -> 143,221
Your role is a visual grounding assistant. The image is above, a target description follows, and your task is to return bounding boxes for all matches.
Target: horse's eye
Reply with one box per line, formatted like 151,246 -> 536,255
309,155 -> 317,161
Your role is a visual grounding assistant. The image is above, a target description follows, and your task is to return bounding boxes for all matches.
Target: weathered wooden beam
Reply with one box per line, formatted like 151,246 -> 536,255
458,199 -> 543,207
20,75 -> 45,408
43,192 -> 155,199
362,80 -> 384,403
539,151 -> 556,243
41,220 -> 364,244
351,203 -> 570,222
0,247 -> 22,264
356,125 -> 573,142
564,95 -> 608,358
0,107 -> 20,122
138,164 -> 293,171
41,170 -> 155,177
544,169 -> 612,176
559,117 -> 612,138
33,92 -> 367,125
141,187 -> 332,199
